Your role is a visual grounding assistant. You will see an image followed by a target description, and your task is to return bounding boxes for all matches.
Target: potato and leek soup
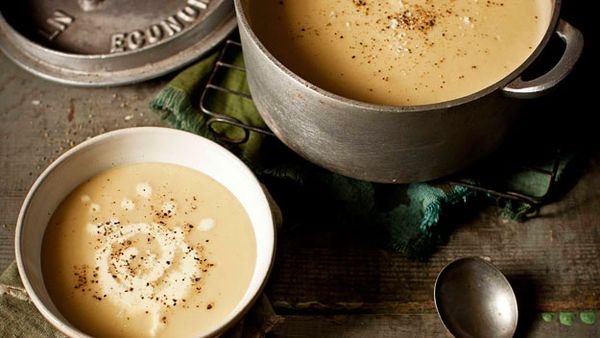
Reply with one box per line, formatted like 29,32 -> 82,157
248,0 -> 551,105
42,163 -> 256,338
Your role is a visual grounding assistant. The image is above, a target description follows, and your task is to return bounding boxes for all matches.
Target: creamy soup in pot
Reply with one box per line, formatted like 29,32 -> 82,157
42,163 -> 256,338
248,0 -> 552,105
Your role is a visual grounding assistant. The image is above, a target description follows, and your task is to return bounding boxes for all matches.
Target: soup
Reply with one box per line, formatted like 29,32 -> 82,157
42,163 -> 256,337
248,0 -> 551,105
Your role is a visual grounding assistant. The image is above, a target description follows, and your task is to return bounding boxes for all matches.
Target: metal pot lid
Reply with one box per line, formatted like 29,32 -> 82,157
0,0 -> 235,86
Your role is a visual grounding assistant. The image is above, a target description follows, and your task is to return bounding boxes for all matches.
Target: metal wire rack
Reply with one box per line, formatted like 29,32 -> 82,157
200,40 -> 274,144
200,39 -> 560,219
448,150 -> 561,218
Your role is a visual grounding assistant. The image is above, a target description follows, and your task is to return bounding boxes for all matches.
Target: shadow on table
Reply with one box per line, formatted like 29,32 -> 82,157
508,274 -> 540,338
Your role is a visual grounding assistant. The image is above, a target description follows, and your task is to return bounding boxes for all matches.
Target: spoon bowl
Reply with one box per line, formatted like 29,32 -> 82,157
434,257 -> 518,338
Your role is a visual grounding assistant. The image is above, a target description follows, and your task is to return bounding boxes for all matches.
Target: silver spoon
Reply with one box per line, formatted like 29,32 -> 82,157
434,257 -> 518,338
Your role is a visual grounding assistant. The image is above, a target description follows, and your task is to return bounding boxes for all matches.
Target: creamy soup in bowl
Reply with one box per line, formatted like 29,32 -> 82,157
15,127 -> 275,338
248,0 -> 552,105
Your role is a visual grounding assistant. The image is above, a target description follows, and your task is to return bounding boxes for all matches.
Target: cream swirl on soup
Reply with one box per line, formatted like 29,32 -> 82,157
91,220 -> 206,335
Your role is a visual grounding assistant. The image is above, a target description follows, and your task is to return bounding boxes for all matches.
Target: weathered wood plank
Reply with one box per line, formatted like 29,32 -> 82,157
267,153 -> 600,313
271,314 -> 600,338
0,224 -> 15,272
0,53 -> 167,272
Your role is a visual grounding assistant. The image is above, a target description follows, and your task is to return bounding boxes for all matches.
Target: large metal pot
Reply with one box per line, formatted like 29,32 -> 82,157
234,0 -> 583,183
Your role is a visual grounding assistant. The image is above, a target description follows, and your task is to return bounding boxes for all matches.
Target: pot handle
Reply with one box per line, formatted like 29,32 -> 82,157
502,19 -> 584,99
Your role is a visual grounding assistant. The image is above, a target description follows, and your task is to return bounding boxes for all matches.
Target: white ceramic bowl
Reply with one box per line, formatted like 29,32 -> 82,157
15,127 -> 275,337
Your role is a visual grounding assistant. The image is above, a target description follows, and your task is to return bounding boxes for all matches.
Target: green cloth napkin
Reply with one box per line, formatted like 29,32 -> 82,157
150,45 -> 578,260
1,262 -> 65,338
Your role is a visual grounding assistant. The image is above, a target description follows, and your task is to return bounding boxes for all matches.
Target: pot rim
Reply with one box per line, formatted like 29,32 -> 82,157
234,0 -> 562,112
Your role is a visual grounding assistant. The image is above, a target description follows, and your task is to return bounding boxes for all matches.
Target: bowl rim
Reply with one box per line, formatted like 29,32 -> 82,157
234,0 -> 562,111
15,126 -> 276,338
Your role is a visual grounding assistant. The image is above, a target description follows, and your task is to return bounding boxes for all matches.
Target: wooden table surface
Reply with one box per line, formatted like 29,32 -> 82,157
1,3 -> 598,337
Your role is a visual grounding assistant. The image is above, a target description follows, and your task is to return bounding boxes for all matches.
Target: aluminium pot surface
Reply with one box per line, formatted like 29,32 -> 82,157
0,0 -> 236,86
234,0 -> 583,183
